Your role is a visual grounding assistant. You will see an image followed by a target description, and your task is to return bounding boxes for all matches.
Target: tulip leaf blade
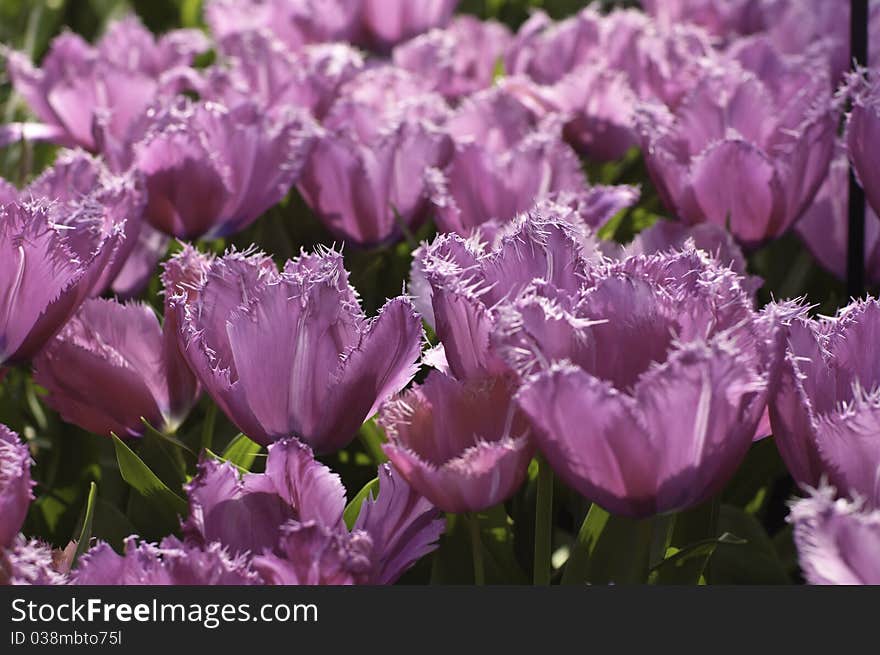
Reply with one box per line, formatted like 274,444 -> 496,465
648,532 -> 746,585
562,503 -> 611,585
72,481 -> 97,566
112,434 -> 188,517
706,505 -> 792,584
222,434 -> 262,472
344,476 -> 380,530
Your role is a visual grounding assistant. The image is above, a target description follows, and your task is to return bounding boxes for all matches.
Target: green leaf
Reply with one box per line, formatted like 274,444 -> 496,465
220,433 -> 263,471
649,532 -> 746,584
492,55 -> 506,81
91,499 -> 138,551
180,0 -> 203,27
343,477 -> 380,530
112,434 -> 187,517
358,419 -> 388,465
562,503 -> 611,584
72,481 -> 97,566
430,506 -> 528,585
707,505 -> 792,584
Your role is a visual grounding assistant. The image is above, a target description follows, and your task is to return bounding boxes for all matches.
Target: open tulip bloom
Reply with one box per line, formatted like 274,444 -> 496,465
770,299 -> 880,507
638,42 -> 838,248
1,153 -> 140,365
4,15 -> 208,151
498,247 -> 796,518
0,424 -> 64,585
73,438 -> 443,585
788,483 -> 880,585
164,245 -> 423,453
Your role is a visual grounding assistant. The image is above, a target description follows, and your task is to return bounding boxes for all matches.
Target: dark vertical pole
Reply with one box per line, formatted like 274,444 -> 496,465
848,0 -> 869,298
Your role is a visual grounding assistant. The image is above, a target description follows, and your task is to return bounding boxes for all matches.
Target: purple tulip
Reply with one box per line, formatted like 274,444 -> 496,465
0,425 -> 32,549
431,86 -> 585,234
797,151 -> 880,284
183,438 -> 443,584
380,371 -> 533,513
1,537 -> 67,586
131,97 -> 316,240
252,522 -> 374,585
393,16 -> 511,100
501,248 -> 793,517
848,72 -> 880,224
73,537 -> 259,585
110,224 -> 170,299
298,68 -> 452,245
164,246 -> 423,452
205,0 -> 362,51
758,1 -> 880,83
412,212 -> 592,381
33,297 -> 200,438
503,9 -> 641,162
640,0 -> 766,41
626,220 -> 752,278
0,185 -> 128,365
789,484 -> 880,585
5,15 -> 207,151
23,149 -> 146,296
638,49 -> 837,249
360,0 -> 458,52
502,9 -> 715,160
509,8 -> 714,108
608,18 -> 716,111
770,299 -> 880,506
505,8 -> 605,86
207,30 -> 364,119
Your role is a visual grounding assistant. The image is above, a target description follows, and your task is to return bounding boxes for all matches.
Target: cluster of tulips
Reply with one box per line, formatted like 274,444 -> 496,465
2,0 -> 880,586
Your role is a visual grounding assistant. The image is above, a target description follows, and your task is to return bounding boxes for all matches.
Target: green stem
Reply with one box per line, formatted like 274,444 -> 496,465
649,512 -> 677,571
468,513 -> 485,586
534,456 -> 554,586
200,403 -> 217,453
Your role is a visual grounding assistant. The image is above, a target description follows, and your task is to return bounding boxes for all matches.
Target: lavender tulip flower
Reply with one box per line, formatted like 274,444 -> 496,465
797,152 -> 880,285
0,426 -> 65,586
504,9 -> 716,161
502,248 -> 794,517
183,438 -> 443,584
393,16 -> 511,101
207,30 -> 364,119
430,86 -> 585,235
360,0 -> 458,52
33,298 -> 200,438
0,167 -> 132,365
769,299 -> 880,506
503,9 -> 638,162
848,72 -> 880,223
206,0 -> 362,50
23,149 -> 146,296
412,212 -> 592,381
298,68 -> 452,245
5,15 -> 208,151
789,484 -> 880,585
73,537 -> 260,585
164,246 -> 423,452
626,221 -> 751,278
110,224 -> 170,299
0,425 -> 32,549
1,538 -> 67,586
640,0 -> 766,41
638,50 -> 837,249
132,97 -> 317,240
380,371 -> 533,513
